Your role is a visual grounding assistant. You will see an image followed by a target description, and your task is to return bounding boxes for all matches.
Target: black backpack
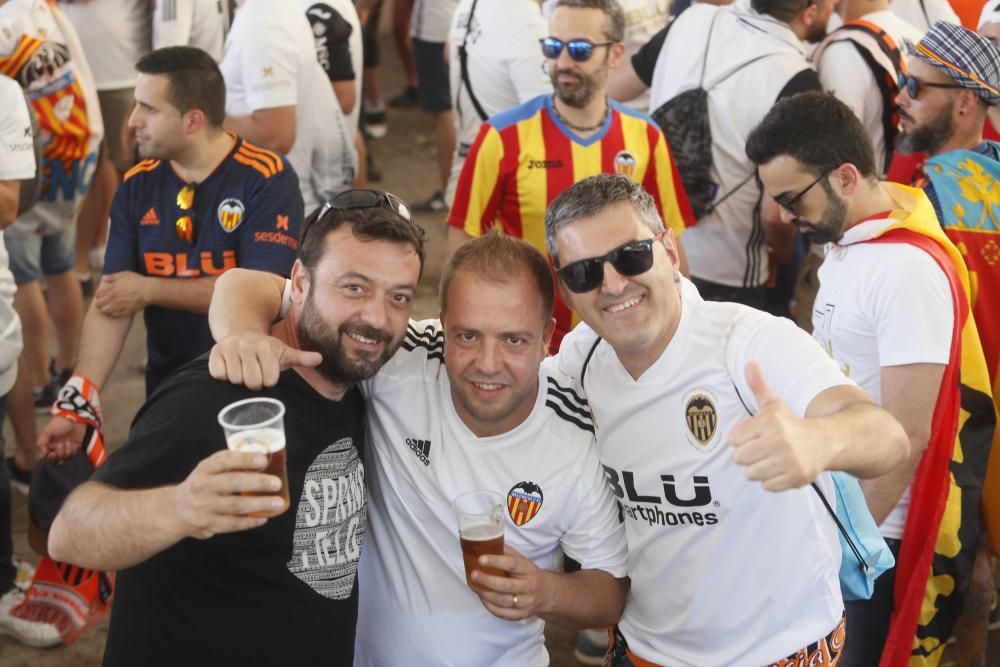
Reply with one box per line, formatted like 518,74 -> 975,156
651,12 -> 776,220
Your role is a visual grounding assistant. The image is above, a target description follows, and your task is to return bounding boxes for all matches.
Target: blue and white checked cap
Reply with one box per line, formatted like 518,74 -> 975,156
910,21 -> 1000,106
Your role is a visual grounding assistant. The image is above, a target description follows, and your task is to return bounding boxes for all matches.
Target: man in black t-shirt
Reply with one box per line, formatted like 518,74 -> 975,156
47,192 -> 425,666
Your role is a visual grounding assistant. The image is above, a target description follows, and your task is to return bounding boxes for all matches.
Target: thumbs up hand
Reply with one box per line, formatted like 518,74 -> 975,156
728,362 -> 829,492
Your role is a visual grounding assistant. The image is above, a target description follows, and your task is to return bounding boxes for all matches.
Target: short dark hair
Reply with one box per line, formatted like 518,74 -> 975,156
555,0 -> 626,42
440,230 -> 555,323
298,204 -> 426,276
751,0 -> 811,23
135,46 -> 226,127
545,173 -> 665,265
745,91 -> 878,179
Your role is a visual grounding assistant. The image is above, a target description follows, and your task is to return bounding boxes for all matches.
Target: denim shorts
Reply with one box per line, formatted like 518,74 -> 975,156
4,224 -> 76,285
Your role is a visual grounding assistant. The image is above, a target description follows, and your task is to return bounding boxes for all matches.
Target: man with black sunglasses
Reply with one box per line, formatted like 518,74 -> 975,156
448,0 -> 693,352
748,91 -> 995,666
38,47 -> 303,461
48,197 -> 424,666
546,173 -> 909,666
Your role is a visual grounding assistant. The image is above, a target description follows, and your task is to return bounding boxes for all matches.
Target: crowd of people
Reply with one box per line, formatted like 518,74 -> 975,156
0,0 -> 998,665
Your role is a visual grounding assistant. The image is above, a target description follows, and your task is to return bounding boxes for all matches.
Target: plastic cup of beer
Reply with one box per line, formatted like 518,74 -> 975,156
454,490 -> 506,591
217,397 -> 290,517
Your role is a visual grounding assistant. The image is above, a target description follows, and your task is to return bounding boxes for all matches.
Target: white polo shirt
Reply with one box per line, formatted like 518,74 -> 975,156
354,320 -> 627,667
649,0 -> 816,288
446,0 -> 551,201
554,279 -> 851,666
223,0 -> 357,211
812,215 -> 952,540
411,0 -> 459,43
153,0 -> 228,61
60,0 -> 151,90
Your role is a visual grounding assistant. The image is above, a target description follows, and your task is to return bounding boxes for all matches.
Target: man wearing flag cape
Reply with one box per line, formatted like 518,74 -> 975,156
748,91 -> 996,667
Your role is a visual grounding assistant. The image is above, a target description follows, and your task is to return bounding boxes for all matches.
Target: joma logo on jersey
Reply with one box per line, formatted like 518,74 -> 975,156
603,467 -> 713,507
143,250 -> 236,277
685,394 -> 717,445
527,159 -> 564,169
507,482 -> 543,526
405,438 -> 431,466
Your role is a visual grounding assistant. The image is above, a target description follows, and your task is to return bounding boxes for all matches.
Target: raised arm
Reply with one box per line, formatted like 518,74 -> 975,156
48,449 -> 284,570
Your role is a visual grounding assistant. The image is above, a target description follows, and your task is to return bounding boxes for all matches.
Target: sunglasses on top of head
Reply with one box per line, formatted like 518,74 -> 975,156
305,189 -> 413,240
557,234 -> 664,294
897,72 -> 963,99
540,37 -> 614,62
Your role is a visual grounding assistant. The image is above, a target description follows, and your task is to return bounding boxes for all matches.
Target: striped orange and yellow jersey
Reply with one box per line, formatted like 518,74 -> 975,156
448,94 -> 694,350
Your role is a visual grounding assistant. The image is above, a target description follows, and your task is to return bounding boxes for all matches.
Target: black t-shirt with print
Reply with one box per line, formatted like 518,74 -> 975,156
94,358 -> 366,667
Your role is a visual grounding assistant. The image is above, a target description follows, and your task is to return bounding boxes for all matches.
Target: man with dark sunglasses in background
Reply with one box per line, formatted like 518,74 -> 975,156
47,196 -> 424,666
546,173 -> 909,666
205,217 -> 630,665
748,92 -> 995,666
37,46 -> 303,461
893,22 -> 1000,667
447,0 -> 693,353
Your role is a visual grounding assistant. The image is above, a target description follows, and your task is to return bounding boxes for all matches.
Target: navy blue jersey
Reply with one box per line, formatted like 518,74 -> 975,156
104,136 -> 304,395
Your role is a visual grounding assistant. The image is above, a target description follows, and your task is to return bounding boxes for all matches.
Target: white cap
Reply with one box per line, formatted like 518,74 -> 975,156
980,0 -> 1000,29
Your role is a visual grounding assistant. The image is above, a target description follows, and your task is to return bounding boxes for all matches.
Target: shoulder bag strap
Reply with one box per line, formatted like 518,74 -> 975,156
458,0 -> 489,122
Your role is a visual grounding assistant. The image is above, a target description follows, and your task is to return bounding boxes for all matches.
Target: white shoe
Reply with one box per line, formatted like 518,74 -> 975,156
0,589 -> 61,648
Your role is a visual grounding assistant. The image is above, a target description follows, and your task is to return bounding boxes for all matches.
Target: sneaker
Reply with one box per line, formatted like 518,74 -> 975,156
5,457 -> 32,495
50,365 -> 71,390
32,383 -> 56,414
412,191 -> 447,213
364,109 -> 388,140
88,245 -> 106,272
574,628 -> 609,666
0,589 -> 61,648
77,272 -> 93,297
388,85 -> 419,109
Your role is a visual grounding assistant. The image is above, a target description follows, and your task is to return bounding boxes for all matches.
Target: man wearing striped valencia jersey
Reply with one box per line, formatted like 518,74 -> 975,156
38,47 -> 302,459
447,0 -> 693,351
206,230 -> 629,666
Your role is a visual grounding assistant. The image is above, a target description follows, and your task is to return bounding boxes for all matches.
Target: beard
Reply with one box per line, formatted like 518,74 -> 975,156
804,21 -> 828,44
296,293 -> 398,386
798,181 -> 849,245
550,63 -> 606,109
896,100 -> 955,155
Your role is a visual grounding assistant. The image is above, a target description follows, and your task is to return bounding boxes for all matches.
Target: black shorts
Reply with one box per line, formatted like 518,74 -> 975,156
413,38 -> 451,112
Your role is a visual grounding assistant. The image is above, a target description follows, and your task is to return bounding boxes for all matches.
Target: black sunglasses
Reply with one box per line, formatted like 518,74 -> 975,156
774,169 -> 833,213
557,235 -> 663,294
316,189 -> 412,223
897,73 -> 963,100
540,37 -> 614,62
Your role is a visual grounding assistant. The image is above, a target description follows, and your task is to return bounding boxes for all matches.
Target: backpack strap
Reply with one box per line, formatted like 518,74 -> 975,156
817,21 -> 904,170
457,0 -> 489,122
696,11 -> 722,87
579,336 -> 603,393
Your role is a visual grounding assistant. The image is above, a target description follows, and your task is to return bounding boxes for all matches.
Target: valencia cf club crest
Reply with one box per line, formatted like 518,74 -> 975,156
507,482 -> 544,526
613,150 -> 637,180
217,198 -> 245,233
682,388 -> 720,452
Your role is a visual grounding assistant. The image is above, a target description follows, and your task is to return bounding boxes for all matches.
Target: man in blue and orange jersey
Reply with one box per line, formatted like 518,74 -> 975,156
38,46 -> 303,459
447,0 -> 693,351
894,22 -> 1000,667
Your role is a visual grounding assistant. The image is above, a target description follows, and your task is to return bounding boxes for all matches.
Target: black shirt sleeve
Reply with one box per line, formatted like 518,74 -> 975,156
776,68 -> 822,101
631,22 -> 673,87
305,3 -> 356,83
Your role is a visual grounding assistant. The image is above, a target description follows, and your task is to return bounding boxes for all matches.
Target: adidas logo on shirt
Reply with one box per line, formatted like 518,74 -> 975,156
406,438 -> 431,466
140,208 -> 160,226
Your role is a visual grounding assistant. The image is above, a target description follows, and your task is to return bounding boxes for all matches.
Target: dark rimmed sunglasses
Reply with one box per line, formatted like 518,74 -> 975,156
897,73 -> 963,100
773,168 -> 833,214
540,37 -> 614,62
175,183 -> 196,244
557,235 -> 663,294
